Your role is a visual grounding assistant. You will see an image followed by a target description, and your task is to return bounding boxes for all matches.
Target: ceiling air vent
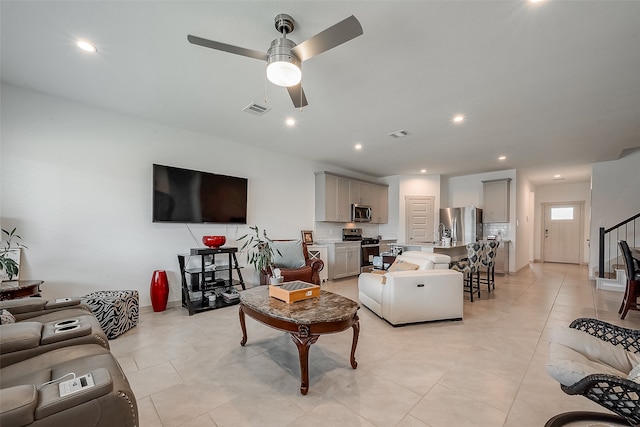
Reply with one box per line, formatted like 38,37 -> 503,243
388,129 -> 409,138
243,102 -> 271,116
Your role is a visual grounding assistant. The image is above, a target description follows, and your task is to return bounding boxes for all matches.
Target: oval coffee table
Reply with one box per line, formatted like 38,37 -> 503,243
239,285 -> 360,395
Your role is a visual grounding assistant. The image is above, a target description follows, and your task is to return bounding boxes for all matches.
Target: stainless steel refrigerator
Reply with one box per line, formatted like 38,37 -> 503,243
439,207 -> 483,244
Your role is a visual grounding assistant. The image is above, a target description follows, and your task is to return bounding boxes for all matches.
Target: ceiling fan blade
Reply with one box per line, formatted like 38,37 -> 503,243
287,84 -> 308,108
291,15 -> 363,62
187,35 -> 268,61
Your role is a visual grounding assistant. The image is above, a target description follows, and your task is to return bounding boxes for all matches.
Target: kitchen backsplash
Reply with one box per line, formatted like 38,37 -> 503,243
484,223 -> 511,240
311,222 -> 508,243
313,222 -> 380,242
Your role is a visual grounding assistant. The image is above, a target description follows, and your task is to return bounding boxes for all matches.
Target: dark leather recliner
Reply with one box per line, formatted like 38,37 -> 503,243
0,344 -> 138,427
0,298 -> 109,367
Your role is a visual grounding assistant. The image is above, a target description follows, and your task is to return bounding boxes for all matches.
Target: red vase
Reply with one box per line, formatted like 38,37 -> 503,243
150,270 -> 169,312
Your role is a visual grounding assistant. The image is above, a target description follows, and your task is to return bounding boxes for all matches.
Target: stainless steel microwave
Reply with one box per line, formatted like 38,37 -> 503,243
351,204 -> 372,222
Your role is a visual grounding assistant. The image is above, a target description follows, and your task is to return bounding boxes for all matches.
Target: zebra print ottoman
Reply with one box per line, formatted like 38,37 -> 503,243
82,290 -> 139,339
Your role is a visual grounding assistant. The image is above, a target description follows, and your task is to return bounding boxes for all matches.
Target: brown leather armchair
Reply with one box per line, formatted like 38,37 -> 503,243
263,240 -> 324,286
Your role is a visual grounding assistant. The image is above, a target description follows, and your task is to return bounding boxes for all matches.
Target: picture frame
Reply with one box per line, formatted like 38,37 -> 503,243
301,230 -> 314,245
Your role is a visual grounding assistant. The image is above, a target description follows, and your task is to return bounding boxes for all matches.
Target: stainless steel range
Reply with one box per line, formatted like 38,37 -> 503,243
342,228 -> 380,273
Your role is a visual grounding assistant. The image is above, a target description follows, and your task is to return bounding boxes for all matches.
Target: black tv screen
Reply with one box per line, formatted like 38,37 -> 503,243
153,164 -> 248,224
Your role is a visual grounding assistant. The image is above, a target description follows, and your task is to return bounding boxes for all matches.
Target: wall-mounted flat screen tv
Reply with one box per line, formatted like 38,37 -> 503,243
153,164 -> 248,224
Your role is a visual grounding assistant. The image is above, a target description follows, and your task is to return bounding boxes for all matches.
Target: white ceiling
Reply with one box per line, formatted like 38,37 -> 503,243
2,1 -> 639,184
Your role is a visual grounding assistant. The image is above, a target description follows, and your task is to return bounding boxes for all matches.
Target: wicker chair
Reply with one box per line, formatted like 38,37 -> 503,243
545,318 -> 640,427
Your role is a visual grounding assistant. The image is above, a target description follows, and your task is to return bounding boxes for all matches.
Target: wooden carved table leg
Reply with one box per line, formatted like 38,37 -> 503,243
350,314 -> 360,369
290,325 -> 319,395
239,305 -> 248,346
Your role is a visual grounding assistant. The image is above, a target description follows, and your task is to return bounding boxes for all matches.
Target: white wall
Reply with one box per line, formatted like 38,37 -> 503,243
384,175 -> 441,245
442,169 -> 517,272
589,149 -> 640,277
534,181 -> 591,264
0,84 -> 361,305
515,171 -> 535,271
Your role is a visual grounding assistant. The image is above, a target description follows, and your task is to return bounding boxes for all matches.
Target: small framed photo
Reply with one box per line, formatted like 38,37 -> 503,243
301,230 -> 314,245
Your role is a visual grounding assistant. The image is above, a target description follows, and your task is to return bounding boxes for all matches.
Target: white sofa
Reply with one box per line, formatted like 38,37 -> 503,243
358,251 -> 464,325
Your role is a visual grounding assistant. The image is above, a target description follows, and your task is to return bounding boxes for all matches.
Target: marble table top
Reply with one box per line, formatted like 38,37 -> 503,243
240,286 -> 359,325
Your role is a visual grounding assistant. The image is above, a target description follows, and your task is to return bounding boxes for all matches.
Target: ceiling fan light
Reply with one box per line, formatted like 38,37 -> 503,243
267,60 -> 301,87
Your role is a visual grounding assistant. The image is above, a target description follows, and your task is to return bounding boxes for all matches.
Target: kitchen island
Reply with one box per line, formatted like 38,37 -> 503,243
403,242 -> 468,263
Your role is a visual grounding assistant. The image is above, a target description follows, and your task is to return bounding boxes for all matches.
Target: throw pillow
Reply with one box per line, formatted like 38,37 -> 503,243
628,364 -> 640,384
387,259 -> 419,272
546,341 -> 627,386
549,326 -> 640,374
271,240 -> 306,269
0,309 -> 16,324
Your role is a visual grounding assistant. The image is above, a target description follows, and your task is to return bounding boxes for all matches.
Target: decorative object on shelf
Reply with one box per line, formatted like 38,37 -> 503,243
150,270 -> 169,312
301,230 -> 314,244
1,228 -> 27,281
202,235 -> 226,248
238,226 -> 281,284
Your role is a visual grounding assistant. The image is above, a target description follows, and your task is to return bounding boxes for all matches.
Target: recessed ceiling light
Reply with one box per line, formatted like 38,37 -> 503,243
354,144 -> 362,150
453,115 -> 464,123
285,118 -> 295,126
554,174 -> 562,178
76,40 -> 97,53
420,169 -> 427,173
498,156 -> 507,161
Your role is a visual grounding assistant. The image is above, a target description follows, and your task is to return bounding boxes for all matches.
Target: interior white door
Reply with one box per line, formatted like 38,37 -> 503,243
405,196 -> 435,244
543,203 -> 582,264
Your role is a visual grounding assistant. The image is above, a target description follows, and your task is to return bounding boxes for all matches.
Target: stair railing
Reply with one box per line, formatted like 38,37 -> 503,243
599,212 -> 640,278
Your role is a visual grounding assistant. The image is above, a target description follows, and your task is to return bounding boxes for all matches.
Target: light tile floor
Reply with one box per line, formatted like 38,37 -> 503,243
110,263 -> 640,427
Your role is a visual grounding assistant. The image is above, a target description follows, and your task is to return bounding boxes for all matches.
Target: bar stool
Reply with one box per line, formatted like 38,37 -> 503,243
480,241 -> 499,292
618,240 -> 640,319
451,242 -> 484,302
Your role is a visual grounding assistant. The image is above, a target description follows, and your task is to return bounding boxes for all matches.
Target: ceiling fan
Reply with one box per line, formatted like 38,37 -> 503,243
187,14 -> 363,108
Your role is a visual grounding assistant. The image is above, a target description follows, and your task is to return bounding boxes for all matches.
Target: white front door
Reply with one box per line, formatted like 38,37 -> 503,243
543,203 -> 582,264
405,196 -> 435,244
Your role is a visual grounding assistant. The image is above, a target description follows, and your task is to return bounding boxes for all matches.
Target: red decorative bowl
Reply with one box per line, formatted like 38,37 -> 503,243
202,235 -> 226,248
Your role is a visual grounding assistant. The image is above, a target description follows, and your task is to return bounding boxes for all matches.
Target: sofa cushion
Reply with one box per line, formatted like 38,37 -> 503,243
272,240 -> 306,269
396,251 -> 451,270
0,298 -> 47,315
0,385 -> 37,427
0,322 -> 42,354
549,326 -> 640,373
628,364 -> 640,384
1,309 -> 16,324
388,259 -> 419,272
546,341 -> 627,386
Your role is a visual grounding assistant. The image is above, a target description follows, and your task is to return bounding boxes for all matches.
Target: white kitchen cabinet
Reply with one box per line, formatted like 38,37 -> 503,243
483,178 -> 511,223
315,172 -> 350,222
306,244 -> 328,283
315,171 -> 389,223
494,241 -> 510,274
328,242 -> 361,280
375,185 -> 388,224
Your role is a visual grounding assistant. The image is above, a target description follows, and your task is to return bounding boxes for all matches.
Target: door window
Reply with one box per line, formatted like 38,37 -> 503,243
550,207 -> 574,220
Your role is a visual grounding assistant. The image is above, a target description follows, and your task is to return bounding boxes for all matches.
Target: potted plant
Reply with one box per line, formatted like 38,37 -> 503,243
1,228 -> 27,281
237,226 -> 281,285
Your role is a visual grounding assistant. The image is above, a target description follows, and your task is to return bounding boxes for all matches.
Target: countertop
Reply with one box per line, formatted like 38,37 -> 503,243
406,242 -> 468,249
